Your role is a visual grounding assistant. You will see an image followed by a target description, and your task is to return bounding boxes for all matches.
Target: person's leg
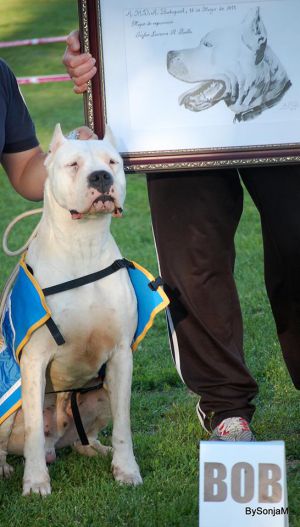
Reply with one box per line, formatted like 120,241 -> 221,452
240,164 -> 300,388
147,170 -> 258,432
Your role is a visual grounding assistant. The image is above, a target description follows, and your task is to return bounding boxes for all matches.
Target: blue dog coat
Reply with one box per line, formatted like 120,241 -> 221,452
0,254 -> 169,424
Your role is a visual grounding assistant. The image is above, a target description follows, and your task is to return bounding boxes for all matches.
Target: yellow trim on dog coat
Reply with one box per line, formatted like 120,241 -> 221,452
0,256 -> 169,424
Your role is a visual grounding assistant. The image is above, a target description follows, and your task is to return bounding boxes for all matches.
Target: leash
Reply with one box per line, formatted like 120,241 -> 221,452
2,208 -> 43,257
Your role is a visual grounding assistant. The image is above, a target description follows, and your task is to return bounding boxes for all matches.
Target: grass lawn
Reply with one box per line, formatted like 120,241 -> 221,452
0,1 -> 299,525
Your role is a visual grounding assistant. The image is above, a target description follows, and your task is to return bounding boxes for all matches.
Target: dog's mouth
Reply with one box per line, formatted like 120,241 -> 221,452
179,79 -> 226,111
69,194 -> 123,220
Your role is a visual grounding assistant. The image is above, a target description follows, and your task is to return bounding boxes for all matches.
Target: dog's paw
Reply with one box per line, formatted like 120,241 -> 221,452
22,479 -> 51,497
112,461 -> 143,486
73,439 -> 112,457
22,471 -> 51,497
0,462 -> 14,479
90,439 -> 112,457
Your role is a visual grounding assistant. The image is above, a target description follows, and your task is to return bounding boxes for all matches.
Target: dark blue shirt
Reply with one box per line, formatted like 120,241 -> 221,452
0,59 -> 38,155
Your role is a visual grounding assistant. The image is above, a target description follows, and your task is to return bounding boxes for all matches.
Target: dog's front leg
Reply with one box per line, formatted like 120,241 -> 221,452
106,346 -> 142,486
20,344 -> 51,496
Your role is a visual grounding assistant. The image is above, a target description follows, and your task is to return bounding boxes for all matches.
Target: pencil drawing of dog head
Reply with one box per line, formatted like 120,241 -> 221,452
167,7 -> 291,121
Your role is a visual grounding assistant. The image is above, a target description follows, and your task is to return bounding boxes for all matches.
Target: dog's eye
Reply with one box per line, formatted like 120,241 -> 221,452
109,159 -> 118,167
203,40 -> 213,48
68,162 -> 79,170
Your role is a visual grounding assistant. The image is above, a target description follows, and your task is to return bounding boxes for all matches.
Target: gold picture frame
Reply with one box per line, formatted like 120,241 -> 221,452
78,0 -> 300,172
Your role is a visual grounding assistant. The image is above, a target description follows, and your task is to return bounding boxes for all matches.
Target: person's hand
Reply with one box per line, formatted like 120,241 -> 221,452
67,126 -> 98,140
63,30 -> 97,94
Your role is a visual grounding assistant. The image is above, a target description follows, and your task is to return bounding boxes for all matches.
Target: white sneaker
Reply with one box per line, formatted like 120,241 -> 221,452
210,417 -> 255,441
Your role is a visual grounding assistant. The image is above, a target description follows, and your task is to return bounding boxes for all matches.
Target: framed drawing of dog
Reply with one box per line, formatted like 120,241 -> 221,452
78,0 -> 300,172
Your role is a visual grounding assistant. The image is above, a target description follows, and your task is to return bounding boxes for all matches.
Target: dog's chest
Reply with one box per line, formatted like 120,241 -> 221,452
46,278 -> 137,389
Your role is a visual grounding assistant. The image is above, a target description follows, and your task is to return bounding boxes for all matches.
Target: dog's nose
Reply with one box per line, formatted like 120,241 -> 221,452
88,170 -> 113,193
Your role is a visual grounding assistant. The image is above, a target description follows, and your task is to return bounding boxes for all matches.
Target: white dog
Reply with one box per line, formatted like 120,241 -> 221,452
167,7 -> 291,121
0,125 -> 143,495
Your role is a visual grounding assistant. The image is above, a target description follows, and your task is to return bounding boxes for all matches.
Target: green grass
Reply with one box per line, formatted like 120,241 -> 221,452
0,1 -> 300,526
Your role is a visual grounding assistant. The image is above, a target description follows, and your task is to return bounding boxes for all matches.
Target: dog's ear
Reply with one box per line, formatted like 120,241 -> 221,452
241,7 -> 267,65
45,123 -> 67,166
104,125 -> 117,148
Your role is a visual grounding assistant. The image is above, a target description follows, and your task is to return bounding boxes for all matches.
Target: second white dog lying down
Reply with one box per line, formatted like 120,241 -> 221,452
7,377 -> 111,462
0,125 -> 167,496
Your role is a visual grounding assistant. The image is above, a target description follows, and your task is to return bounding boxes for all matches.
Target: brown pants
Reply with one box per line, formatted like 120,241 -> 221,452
147,165 -> 300,431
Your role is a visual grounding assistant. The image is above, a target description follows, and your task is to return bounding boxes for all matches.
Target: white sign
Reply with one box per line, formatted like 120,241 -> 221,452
199,441 -> 289,527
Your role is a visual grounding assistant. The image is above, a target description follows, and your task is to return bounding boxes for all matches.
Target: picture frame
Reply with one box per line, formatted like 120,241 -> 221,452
78,0 -> 300,172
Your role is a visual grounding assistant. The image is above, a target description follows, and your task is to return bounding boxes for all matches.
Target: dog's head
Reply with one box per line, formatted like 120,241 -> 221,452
167,8 -> 267,82
44,124 -> 125,220
166,7 -> 289,118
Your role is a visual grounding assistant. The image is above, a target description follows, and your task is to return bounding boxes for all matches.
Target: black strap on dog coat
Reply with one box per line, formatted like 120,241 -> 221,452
46,364 -> 107,446
42,258 -> 134,296
26,259 -> 134,347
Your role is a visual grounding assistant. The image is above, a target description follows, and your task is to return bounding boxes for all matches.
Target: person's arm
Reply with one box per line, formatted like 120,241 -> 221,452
0,59 -> 96,201
2,147 -> 46,201
2,126 -> 97,201
63,30 -> 97,94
